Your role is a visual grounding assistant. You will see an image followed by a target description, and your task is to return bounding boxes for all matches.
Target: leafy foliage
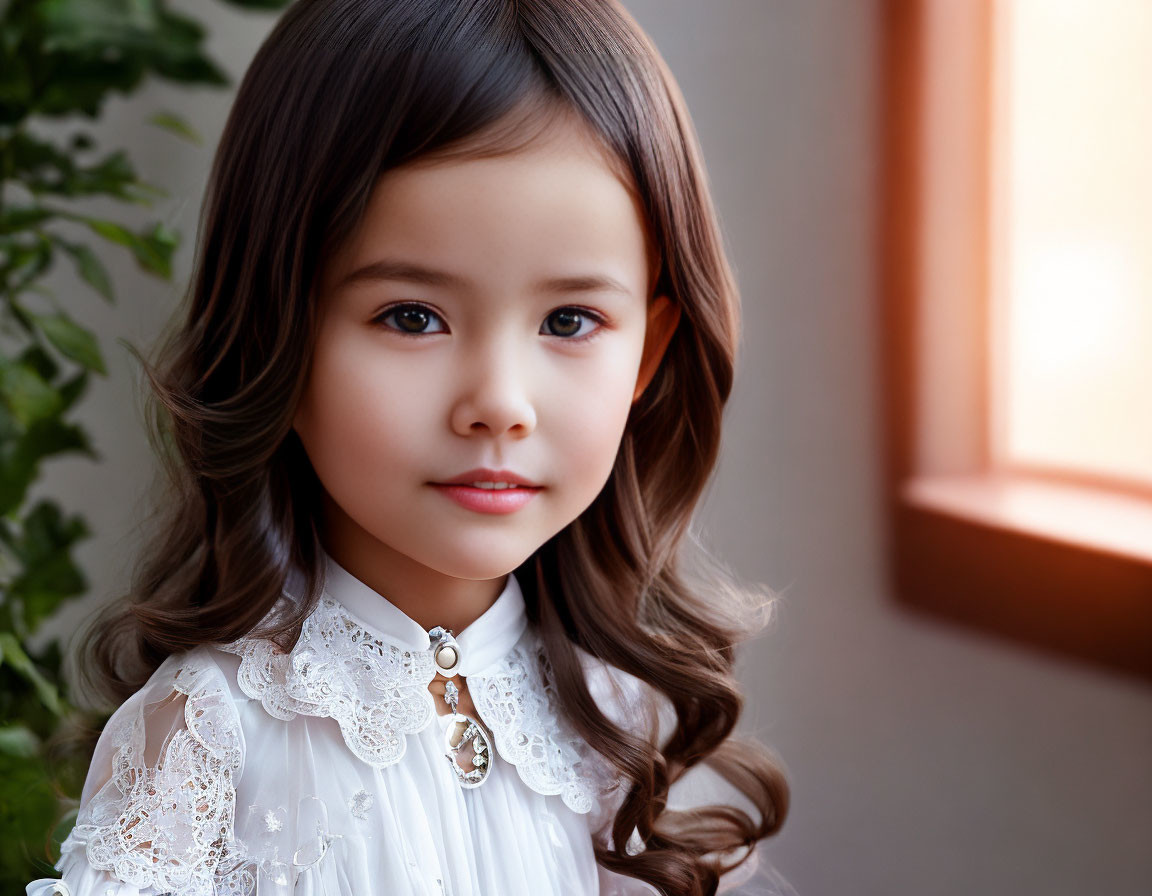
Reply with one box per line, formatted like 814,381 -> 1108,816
0,0 -> 290,887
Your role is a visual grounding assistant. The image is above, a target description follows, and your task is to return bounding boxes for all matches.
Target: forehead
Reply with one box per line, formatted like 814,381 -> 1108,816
324,115 -> 655,297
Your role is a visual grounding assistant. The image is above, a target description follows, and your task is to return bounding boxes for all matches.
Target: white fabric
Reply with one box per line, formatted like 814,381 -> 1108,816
26,549 -> 794,895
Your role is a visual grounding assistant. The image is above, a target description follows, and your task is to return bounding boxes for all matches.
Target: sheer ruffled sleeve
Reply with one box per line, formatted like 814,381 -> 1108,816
25,646 -> 249,896
580,649 -> 799,895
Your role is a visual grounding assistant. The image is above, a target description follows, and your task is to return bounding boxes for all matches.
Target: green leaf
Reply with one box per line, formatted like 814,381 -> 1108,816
30,311 -> 107,374
146,109 -> 201,144
0,726 -> 40,758
80,217 -> 176,278
148,219 -> 179,260
57,369 -> 90,410
0,633 -> 64,716
32,52 -> 147,118
0,419 -> 97,518
22,416 -> 95,464
0,751 -> 60,875
0,399 -> 19,444
67,148 -> 136,198
0,205 -> 56,235
15,344 -> 60,385
0,358 -> 64,425
18,500 -> 92,568
7,501 -> 91,633
0,55 -> 34,126
4,235 -> 56,295
144,7 -> 229,86
14,554 -> 88,634
56,239 -> 114,302
8,132 -> 155,204
6,131 -> 78,193
37,0 -> 160,49
126,179 -> 169,203
0,240 -> 44,307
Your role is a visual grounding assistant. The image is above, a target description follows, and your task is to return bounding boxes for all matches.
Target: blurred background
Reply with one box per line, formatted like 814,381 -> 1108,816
6,0 -> 1151,894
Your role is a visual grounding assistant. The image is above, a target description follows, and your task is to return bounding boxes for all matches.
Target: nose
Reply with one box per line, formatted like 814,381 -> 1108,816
449,342 -> 537,440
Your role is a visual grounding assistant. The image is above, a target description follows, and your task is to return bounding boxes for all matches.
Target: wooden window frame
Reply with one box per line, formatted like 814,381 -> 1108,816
880,0 -> 1152,683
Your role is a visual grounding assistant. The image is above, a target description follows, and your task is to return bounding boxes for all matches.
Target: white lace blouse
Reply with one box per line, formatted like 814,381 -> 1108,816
26,551 -> 791,896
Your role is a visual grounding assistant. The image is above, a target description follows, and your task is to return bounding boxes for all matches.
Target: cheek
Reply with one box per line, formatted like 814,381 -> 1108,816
543,353 -> 639,493
296,337 -> 433,479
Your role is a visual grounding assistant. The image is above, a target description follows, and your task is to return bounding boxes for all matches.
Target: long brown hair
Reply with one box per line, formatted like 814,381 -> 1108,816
76,1 -> 789,892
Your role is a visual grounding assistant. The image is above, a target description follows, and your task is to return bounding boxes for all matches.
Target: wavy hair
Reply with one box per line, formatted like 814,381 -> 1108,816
75,1 -> 789,892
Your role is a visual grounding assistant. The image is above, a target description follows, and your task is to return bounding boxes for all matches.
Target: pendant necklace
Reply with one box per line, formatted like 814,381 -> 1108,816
429,626 -> 494,788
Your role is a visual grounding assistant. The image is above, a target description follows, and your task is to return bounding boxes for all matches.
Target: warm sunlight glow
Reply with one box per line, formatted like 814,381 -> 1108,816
991,0 -> 1152,488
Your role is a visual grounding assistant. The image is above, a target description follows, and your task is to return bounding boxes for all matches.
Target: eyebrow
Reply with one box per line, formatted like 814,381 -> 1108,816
336,259 -> 633,297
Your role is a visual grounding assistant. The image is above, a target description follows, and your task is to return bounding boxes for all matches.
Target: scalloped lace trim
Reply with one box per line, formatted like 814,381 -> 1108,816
470,643 -> 609,814
220,594 -> 613,814
63,650 -> 253,896
220,595 -> 437,767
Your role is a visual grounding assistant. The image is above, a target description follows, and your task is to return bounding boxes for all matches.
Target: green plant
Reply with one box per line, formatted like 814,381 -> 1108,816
0,0 -> 291,885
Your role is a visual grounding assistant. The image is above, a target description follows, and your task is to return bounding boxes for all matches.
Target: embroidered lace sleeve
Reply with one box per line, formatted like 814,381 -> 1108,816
25,647 -> 250,896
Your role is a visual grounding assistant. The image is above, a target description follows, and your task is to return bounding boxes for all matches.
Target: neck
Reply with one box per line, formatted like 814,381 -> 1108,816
317,499 -> 506,636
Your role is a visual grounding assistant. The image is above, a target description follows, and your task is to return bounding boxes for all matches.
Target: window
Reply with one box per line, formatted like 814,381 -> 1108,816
881,0 -> 1152,682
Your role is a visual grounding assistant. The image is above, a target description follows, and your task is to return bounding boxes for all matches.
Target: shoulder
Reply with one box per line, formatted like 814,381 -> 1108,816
56,645 -> 252,894
97,645 -> 247,771
100,646 -> 248,773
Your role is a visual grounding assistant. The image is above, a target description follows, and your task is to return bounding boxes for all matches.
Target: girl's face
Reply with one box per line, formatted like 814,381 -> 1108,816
294,115 -> 678,584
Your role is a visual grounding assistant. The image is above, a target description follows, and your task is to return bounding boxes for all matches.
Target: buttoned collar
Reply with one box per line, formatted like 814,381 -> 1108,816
317,549 -> 529,677
224,551 -> 613,815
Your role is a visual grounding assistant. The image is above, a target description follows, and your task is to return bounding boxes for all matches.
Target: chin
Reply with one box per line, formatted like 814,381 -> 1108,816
422,546 -> 536,583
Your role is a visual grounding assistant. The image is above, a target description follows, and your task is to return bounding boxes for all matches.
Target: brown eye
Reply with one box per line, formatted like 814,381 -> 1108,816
373,303 -> 447,335
395,307 -> 430,332
542,307 -> 604,340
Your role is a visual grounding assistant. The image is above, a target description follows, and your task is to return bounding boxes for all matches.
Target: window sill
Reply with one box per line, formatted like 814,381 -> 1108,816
892,473 -> 1152,683
903,473 -> 1152,567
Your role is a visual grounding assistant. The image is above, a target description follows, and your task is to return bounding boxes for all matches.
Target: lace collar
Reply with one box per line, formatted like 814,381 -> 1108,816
317,549 -> 528,676
217,553 -> 612,815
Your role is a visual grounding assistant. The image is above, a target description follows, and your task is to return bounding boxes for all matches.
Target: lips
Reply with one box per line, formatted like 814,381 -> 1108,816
433,467 -> 541,488
430,482 -> 541,515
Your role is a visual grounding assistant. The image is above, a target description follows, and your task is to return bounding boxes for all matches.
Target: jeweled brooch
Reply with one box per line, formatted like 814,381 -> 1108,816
429,626 -> 494,789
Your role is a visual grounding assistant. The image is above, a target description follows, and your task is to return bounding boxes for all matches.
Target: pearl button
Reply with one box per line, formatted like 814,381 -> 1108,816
435,644 -> 459,672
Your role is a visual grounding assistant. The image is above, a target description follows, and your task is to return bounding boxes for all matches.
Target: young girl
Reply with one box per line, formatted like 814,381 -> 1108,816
26,1 -> 793,894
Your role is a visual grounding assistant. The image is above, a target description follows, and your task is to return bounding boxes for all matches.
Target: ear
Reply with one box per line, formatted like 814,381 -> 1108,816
632,295 -> 681,403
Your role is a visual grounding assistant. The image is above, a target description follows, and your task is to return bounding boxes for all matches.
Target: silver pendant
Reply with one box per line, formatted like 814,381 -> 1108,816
442,679 -> 493,788
429,626 -> 494,789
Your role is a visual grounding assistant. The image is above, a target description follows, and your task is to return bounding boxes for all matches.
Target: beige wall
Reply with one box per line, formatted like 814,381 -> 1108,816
32,2 -> 1152,893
